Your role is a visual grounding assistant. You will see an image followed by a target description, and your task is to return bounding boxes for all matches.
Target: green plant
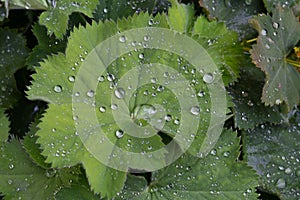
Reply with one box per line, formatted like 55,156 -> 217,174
0,0 -> 299,199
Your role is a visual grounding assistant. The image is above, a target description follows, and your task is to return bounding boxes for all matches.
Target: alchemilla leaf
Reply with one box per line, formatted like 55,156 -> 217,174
244,110 -> 300,200
250,6 -> 300,111
0,139 -> 80,199
263,0 -> 299,12
0,108 -> 9,142
116,130 -> 259,200
39,0 -> 98,38
28,1 -> 242,198
0,28 -> 28,108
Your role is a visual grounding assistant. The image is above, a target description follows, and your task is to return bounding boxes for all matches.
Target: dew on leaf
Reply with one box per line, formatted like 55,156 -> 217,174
107,73 -> 115,82
86,90 -> 95,98
115,130 -> 124,138
261,29 -> 267,36
99,106 -> 106,113
284,167 -> 292,174
203,73 -> 214,84
103,8 -> 108,13
143,35 -> 150,42
164,114 -> 172,122
114,88 -> 125,99
111,104 -> 118,110
53,85 -> 62,93
276,178 -> 286,188
119,35 -> 126,43
98,75 -> 105,82
272,22 -> 279,29
8,163 -> 14,169
138,53 -> 144,59
190,106 -> 200,115
68,76 -> 75,82
174,119 -> 180,125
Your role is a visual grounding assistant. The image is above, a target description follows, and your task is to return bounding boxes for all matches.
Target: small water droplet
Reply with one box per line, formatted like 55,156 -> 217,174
115,130 -> 124,138
98,75 -> 105,82
111,104 -> 118,110
107,74 -> 115,82
275,99 -> 281,105
99,106 -> 106,113
53,85 -> 62,93
103,8 -> 108,13
272,22 -> 279,29
261,29 -> 267,36
284,167 -> 292,174
190,106 -> 200,115
8,163 -> 14,169
68,76 -> 75,82
114,88 -> 125,99
165,114 -> 172,122
203,73 -> 214,84
143,35 -> 150,42
86,90 -> 95,98
138,53 -> 144,59
119,35 -> 126,43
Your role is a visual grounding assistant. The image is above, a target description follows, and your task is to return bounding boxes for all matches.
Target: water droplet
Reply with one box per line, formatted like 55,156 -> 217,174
203,73 -> 214,84
111,104 -> 118,110
241,116 -> 248,121
275,99 -> 281,105
86,90 -> 95,98
138,53 -> 144,59
115,130 -> 124,138
8,163 -> 14,169
107,74 -> 115,82
174,119 -> 180,125
210,149 -> 217,155
99,106 -> 106,113
98,75 -> 105,82
265,44 -> 270,49
284,167 -> 292,174
261,29 -> 267,36
103,8 -> 108,13
114,88 -> 125,99
119,35 -> 126,43
143,35 -> 150,42
272,22 -> 279,29
197,91 -> 205,97
276,178 -> 286,188
190,106 -> 200,115
164,114 -> 172,122
53,85 -> 62,93
68,76 -> 75,82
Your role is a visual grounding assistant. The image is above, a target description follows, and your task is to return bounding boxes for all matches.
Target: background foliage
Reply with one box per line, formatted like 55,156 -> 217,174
0,0 -> 299,199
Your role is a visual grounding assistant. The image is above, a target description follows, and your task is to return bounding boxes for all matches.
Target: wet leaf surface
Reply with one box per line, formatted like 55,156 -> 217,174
250,6 -> 300,111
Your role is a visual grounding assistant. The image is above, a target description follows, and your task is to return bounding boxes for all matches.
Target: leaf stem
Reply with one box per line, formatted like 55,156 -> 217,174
286,58 -> 300,68
245,38 -> 257,43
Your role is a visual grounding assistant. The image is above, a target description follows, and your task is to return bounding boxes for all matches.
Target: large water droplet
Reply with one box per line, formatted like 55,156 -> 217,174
53,85 -> 62,93
119,35 -> 126,43
276,178 -> 286,188
203,73 -> 214,84
115,130 -> 124,138
190,106 -> 200,115
114,88 -> 125,99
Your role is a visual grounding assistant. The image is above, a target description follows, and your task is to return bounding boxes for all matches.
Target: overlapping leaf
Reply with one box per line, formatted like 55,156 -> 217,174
0,108 -> 9,141
199,0 -> 265,39
39,0 -> 98,38
244,110 -> 300,200
116,130 -> 258,200
263,0 -> 299,12
250,6 -> 300,111
228,58 -> 283,130
0,139 -> 81,199
0,28 -> 28,108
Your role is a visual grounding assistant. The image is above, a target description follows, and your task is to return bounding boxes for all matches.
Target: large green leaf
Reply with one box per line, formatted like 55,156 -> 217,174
199,0 -> 265,39
244,110 -> 300,200
0,139 -> 81,199
39,0 -> 98,38
116,130 -> 258,200
28,2 -> 241,197
55,184 -> 100,200
0,108 -> 9,142
228,58 -> 283,130
0,28 -> 28,108
250,6 -> 300,111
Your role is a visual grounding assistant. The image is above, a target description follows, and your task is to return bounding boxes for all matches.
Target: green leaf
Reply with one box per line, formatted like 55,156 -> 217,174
263,0 -> 299,12
167,0 -> 195,33
0,139 -> 81,199
199,0 -> 265,39
93,0 -> 170,22
26,23 -> 67,69
250,6 -> 300,111
55,184 -> 100,200
0,108 -> 9,142
39,0 -> 98,38
193,16 -> 242,85
23,115 -> 50,169
6,0 -> 48,9
116,130 -> 259,200
244,111 -> 300,200
228,58 -> 283,130
0,28 -> 29,108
